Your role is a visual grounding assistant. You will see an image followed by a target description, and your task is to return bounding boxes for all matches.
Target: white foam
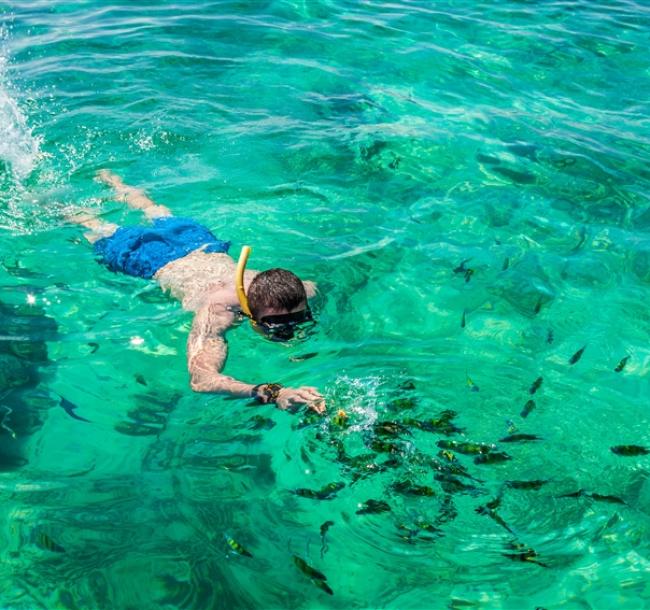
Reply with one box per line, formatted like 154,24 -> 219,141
0,38 -> 42,182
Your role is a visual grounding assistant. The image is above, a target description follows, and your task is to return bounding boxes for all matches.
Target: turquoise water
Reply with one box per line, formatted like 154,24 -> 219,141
2,1 -> 650,608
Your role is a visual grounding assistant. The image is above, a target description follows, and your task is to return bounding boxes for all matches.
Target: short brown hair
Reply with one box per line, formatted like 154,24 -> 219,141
247,268 -> 306,320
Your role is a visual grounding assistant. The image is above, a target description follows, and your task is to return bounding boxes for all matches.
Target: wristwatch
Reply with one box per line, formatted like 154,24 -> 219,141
251,383 -> 283,404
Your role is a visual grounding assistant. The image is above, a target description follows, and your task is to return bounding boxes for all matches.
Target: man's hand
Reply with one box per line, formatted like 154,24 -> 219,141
276,387 -> 326,415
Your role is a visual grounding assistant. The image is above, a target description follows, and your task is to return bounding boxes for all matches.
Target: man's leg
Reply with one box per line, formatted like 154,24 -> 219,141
97,170 -> 172,220
68,211 -> 119,244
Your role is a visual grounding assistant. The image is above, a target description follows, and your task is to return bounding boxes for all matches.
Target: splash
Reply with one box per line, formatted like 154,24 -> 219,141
0,32 -> 42,183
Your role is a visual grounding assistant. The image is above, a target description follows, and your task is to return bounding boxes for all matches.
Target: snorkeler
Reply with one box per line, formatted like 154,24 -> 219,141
70,170 -> 325,414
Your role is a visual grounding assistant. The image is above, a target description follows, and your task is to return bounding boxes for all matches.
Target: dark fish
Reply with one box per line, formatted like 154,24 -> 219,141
289,352 -> 318,362
356,499 -> 391,515
502,257 -> 509,271
492,166 -> 536,184
614,356 -> 629,373
547,329 -> 554,344
437,440 -> 494,455
521,399 -> 536,419
247,415 -> 276,431
476,152 -> 500,165
529,377 -> 543,395
391,480 -> 436,497
293,482 -> 345,500
503,550 -> 548,567
225,536 -> 253,558
88,342 -> 99,353
506,142 -> 539,161
499,434 -> 542,443
36,532 -> 65,553
569,346 -> 586,365
590,493 -> 626,505
405,418 -> 463,435
611,445 -> 649,456
398,380 -> 416,391
474,451 -> 511,465
134,374 -> 147,386
293,555 -> 327,582
557,490 -> 584,499
312,579 -> 334,596
59,396 -> 91,423
373,421 -> 411,437
435,473 -> 482,495
464,268 -> 474,283
461,309 -> 467,328
319,520 -> 334,558
506,480 -> 548,490
369,439 -> 401,454
453,259 -> 472,274
534,296 -> 543,314
388,397 -> 417,410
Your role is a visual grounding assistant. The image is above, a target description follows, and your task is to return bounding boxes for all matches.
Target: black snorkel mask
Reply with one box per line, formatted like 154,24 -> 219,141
236,246 -> 316,343
255,307 -> 315,342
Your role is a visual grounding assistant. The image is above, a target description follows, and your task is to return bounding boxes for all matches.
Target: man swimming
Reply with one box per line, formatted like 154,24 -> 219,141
71,170 -> 325,414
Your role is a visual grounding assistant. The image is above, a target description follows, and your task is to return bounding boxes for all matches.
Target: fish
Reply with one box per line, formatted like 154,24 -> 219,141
88,342 -> 99,353
492,166 -> 536,185
437,440 -> 495,455
506,142 -> 539,161
312,579 -> 334,596
506,480 -> 548,491
293,555 -> 327,581
247,415 -> 276,431
474,451 -> 511,465
398,380 -> 416,391
529,377 -> 543,395
135,374 -> 147,386
590,493 -> 626,505
547,329 -> 554,344
614,356 -> 629,373
331,409 -> 348,427
373,421 -> 411,437
534,296 -> 543,314
461,309 -> 467,328
569,346 -> 586,365
289,352 -> 318,362
369,439 -> 401,454
475,496 -> 513,533
435,473 -> 482,495
466,374 -> 480,393
225,536 -> 253,558
499,434 -> 542,443
437,449 -> 457,462
293,482 -> 346,500
453,259 -> 472,274
36,532 -> 65,553
319,520 -> 334,558
391,480 -> 436,497
502,541 -> 548,567
502,257 -> 509,271
388,397 -> 417,410
405,418 -> 463,435
611,445 -> 649,456
356,499 -> 391,515
464,268 -> 475,283
520,399 -> 536,419
59,396 -> 91,423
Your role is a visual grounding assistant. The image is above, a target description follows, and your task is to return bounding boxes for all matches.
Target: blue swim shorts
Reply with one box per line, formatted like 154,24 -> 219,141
94,217 -> 230,279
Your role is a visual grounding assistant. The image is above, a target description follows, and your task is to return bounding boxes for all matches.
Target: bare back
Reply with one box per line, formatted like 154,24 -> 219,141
154,249 -> 257,312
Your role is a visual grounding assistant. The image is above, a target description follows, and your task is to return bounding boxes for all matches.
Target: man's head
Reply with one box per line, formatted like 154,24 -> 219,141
247,268 -> 312,340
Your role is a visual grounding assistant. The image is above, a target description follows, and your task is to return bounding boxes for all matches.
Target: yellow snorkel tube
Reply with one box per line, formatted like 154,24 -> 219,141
236,246 -> 253,317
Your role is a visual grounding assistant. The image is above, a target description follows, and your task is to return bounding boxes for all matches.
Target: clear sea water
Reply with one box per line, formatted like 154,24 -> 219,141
1,1 -> 650,608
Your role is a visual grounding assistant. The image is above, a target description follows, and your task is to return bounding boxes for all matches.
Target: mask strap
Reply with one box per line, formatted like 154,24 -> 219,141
235,246 -> 253,318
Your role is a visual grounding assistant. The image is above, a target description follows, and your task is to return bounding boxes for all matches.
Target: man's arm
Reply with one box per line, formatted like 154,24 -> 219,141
187,300 -> 325,413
